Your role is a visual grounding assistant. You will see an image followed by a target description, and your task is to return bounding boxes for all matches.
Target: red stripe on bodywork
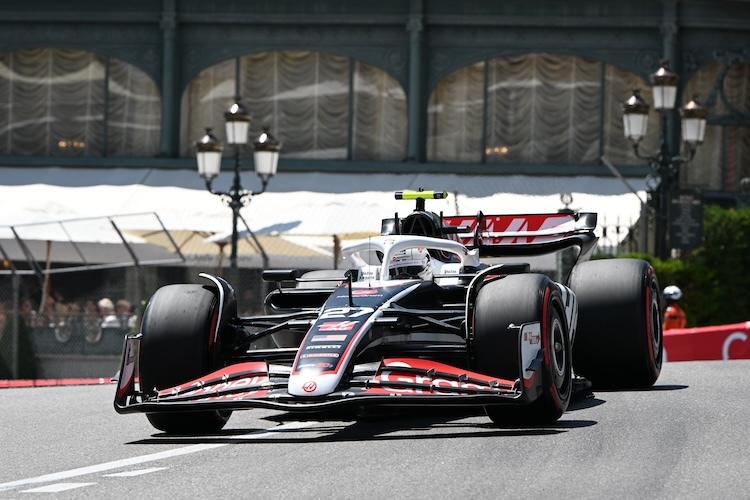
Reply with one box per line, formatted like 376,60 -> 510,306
0,378 -> 112,389
365,358 -> 516,395
155,361 -> 269,398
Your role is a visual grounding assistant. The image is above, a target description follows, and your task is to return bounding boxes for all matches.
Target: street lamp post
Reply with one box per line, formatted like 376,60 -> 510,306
622,61 -> 708,259
195,98 -> 281,287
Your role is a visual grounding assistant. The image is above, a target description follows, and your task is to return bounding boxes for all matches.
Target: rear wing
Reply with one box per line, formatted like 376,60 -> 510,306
385,189 -> 598,256
441,211 -> 598,249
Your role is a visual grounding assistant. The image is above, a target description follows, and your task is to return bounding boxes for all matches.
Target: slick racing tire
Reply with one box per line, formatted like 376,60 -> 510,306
473,274 -> 572,425
140,284 -> 232,434
568,258 -> 662,389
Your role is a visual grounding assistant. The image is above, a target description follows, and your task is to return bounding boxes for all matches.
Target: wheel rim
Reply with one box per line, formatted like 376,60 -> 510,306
649,284 -> 663,364
550,315 -> 568,393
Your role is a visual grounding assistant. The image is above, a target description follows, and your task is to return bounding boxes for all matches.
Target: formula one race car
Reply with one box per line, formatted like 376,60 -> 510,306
114,190 -> 663,433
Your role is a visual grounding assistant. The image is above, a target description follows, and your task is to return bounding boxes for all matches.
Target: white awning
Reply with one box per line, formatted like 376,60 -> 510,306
0,167 -> 647,268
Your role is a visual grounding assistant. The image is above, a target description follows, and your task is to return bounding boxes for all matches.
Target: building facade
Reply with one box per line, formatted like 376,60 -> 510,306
0,0 -> 749,200
2,0 -> 750,378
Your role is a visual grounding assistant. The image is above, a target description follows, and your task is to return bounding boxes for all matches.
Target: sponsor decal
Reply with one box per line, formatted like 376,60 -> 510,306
379,368 -> 487,395
723,332 -> 748,360
443,214 -> 576,245
367,359 -> 509,396
296,362 -> 334,370
312,334 -> 348,342
306,344 -> 342,350
302,381 -> 317,393
174,375 -> 270,401
524,330 -> 540,344
318,321 -> 358,332
336,287 -> 384,299
357,269 -> 378,281
301,353 -> 341,358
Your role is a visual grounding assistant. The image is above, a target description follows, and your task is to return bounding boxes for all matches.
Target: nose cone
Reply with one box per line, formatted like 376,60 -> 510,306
288,372 -> 341,397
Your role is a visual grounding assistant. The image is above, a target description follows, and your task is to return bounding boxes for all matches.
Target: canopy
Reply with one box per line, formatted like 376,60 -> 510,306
0,167 -> 648,269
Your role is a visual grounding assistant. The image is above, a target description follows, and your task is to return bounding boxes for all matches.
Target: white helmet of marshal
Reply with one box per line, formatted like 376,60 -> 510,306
389,247 -> 433,280
663,285 -> 682,301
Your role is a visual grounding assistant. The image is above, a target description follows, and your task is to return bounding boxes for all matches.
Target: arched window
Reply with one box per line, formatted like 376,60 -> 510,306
0,48 -> 160,157
427,53 -> 653,168
180,51 -> 407,161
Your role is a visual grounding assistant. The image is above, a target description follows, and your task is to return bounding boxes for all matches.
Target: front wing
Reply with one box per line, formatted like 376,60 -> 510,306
114,333 -> 547,414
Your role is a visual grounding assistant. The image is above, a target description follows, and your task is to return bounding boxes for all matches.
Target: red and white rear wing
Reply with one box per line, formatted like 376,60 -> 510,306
442,212 -> 597,247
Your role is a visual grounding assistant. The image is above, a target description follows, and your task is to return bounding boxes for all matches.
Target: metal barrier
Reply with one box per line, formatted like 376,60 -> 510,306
0,211 -> 441,378
0,213 -> 184,379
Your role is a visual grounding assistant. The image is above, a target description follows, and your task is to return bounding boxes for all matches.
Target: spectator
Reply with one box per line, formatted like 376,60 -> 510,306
39,295 -> 58,326
54,299 -> 78,343
116,299 -> 137,332
83,299 -> 102,344
663,285 -> 687,330
53,290 -> 70,325
39,291 -> 71,342
19,298 -> 38,327
98,297 -> 120,329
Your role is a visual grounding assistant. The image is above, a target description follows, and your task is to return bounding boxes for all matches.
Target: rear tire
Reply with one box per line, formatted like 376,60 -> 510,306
473,274 -> 572,425
568,258 -> 662,389
140,284 -> 231,434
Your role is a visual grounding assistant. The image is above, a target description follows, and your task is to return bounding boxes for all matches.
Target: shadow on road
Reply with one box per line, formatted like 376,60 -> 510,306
592,384 -> 688,394
128,406 -> 597,446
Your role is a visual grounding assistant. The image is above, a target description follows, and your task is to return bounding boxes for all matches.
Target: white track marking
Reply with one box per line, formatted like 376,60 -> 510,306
0,421 -> 315,492
102,467 -> 169,477
21,482 -> 96,493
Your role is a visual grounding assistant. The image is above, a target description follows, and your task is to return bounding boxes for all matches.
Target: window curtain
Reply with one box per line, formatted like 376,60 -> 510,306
685,61 -> 750,190
427,62 -> 485,163
179,58 -> 235,158
242,51 -> 350,159
486,54 -> 601,164
351,60 -> 407,161
0,48 -> 159,157
428,53 -> 659,168
180,51 -> 407,161
106,57 -> 161,157
602,64 -> 657,166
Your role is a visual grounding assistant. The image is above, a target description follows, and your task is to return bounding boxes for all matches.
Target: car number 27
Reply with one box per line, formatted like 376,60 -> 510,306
320,307 -> 375,319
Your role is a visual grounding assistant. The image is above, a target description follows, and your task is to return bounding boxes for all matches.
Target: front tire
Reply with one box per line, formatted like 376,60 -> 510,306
140,284 -> 231,434
473,274 -> 572,425
568,258 -> 662,389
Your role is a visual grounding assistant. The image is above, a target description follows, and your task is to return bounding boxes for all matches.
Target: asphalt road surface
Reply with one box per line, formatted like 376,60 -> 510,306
1,360 -> 748,499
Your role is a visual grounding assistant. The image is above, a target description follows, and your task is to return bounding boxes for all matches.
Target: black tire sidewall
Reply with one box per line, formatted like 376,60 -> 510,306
139,284 -> 230,434
473,274 -> 572,422
569,258 -> 662,389
140,284 -> 219,393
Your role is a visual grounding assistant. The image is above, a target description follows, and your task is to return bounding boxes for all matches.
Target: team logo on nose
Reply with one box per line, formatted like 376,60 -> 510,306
302,381 -> 317,392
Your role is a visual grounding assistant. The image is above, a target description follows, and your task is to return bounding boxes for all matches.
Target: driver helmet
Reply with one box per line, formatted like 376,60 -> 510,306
663,285 -> 682,301
389,247 -> 433,280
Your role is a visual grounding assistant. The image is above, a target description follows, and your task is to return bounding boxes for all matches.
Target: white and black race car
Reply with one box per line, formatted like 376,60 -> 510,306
114,190 -> 663,433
